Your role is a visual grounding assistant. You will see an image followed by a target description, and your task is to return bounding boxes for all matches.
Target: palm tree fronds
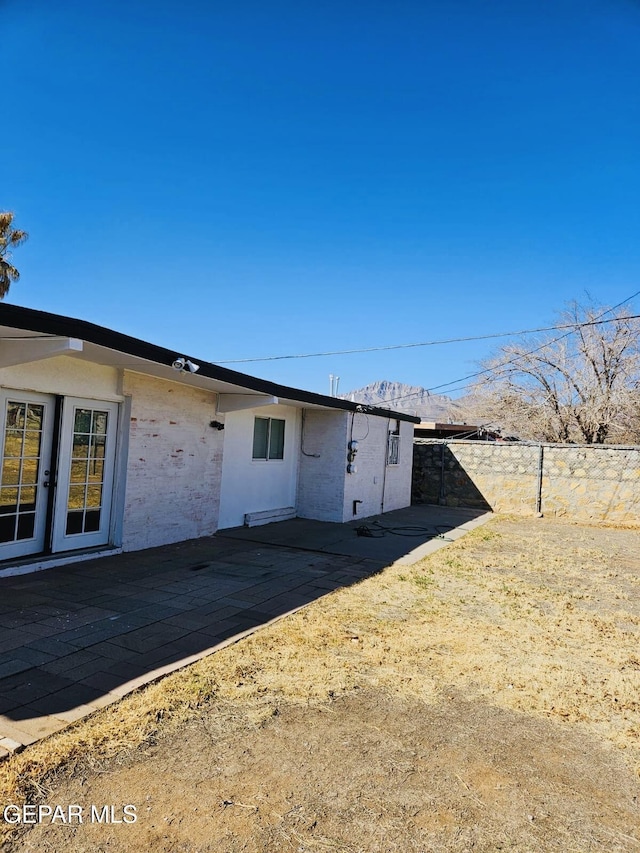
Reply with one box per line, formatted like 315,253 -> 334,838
0,211 -> 28,299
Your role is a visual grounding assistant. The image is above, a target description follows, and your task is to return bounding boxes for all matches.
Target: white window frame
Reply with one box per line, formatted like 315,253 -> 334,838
387,420 -> 401,466
252,417 -> 285,461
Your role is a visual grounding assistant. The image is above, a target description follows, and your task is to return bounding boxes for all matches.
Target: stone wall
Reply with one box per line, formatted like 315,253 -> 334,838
413,439 -> 640,525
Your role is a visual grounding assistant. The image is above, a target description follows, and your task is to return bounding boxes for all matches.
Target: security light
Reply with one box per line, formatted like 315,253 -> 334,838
171,357 -> 199,374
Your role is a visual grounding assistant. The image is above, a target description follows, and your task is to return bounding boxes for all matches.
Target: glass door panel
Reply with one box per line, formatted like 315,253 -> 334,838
52,399 -> 118,552
0,393 -> 54,560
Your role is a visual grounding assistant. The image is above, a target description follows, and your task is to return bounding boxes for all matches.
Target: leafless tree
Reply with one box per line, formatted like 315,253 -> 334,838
0,211 -> 28,298
615,389 -> 640,444
469,303 -> 640,444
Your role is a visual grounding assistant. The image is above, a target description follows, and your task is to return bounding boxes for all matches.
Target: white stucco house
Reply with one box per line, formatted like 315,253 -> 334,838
0,305 -> 419,576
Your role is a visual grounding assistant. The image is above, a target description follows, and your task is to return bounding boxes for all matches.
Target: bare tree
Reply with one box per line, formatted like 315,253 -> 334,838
615,389 -> 640,444
469,303 -> 640,444
0,212 -> 29,299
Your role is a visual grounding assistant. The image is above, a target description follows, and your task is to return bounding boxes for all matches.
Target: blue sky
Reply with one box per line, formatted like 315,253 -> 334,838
4,0 -> 640,398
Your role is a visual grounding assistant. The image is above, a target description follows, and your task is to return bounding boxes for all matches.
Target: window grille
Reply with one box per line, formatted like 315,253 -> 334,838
387,433 -> 400,465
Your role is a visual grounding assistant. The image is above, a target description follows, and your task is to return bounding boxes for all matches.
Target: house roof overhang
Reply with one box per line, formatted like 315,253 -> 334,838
0,305 -> 420,423
418,422 -> 480,431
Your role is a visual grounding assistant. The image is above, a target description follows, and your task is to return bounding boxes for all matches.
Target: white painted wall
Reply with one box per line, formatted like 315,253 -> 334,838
0,352 -> 414,564
218,404 -> 301,529
122,372 -> 223,550
0,355 -> 122,401
297,410 -> 348,522
380,419 -> 414,513
342,412 -> 388,521
297,410 -> 414,523
342,416 -> 414,521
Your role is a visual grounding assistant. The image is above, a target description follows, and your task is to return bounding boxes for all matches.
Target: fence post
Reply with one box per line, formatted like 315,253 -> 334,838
535,443 -> 544,516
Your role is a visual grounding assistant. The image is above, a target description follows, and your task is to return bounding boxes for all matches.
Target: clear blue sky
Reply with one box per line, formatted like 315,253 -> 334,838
4,0 -> 640,398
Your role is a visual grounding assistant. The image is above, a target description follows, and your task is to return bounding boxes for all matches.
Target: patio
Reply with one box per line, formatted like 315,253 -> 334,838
0,505 -> 490,757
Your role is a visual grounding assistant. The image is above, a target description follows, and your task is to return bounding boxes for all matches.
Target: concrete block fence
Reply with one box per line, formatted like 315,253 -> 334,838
412,439 -> 640,525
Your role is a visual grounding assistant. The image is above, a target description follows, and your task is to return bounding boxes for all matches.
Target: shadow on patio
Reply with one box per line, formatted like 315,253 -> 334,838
0,505 -> 490,753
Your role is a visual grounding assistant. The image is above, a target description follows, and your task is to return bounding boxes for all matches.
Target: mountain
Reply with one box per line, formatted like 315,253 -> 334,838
339,380 -> 464,421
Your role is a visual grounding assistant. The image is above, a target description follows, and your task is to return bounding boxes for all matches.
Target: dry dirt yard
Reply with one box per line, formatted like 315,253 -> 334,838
1,515 -> 639,853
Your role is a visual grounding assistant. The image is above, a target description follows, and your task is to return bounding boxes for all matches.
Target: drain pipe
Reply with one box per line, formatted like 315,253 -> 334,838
380,418 -> 390,514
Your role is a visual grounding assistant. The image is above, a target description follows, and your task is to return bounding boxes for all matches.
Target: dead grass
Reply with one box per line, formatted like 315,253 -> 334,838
1,514 -> 639,846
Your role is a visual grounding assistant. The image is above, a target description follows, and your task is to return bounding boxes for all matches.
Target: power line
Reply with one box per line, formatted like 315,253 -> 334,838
216,305 -> 640,365
372,293 -> 640,408
218,327 -> 553,363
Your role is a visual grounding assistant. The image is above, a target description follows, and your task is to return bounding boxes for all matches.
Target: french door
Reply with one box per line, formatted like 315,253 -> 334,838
0,391 -> 55,559
52,399 -> 119,553
0,392 -> 118,561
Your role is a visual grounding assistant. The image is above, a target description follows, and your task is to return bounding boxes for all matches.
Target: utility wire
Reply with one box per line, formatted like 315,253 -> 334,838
372,292 -> 640,408
216,305 -> 640,365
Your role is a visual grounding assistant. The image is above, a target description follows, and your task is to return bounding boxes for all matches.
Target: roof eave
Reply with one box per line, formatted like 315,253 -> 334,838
0,304 -> 420,424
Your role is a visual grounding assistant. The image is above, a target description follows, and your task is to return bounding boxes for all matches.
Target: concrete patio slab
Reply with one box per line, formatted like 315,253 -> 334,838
0,504 -> 491,757
218,504 -> 489,563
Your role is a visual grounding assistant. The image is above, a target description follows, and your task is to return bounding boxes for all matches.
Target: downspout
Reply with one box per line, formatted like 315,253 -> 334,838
380,418 -> 390,514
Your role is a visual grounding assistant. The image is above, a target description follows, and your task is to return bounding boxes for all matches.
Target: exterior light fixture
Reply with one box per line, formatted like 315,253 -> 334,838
171,357 -> 200,373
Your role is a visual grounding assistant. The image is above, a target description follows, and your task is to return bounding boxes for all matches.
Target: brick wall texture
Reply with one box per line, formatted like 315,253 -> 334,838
122,372 -> 224,550
297,410 -> 349,522
298,411 -> 414,523
413,439 -> 640,525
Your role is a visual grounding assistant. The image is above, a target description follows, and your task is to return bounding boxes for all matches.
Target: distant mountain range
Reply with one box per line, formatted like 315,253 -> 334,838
339,380 -> 465,421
